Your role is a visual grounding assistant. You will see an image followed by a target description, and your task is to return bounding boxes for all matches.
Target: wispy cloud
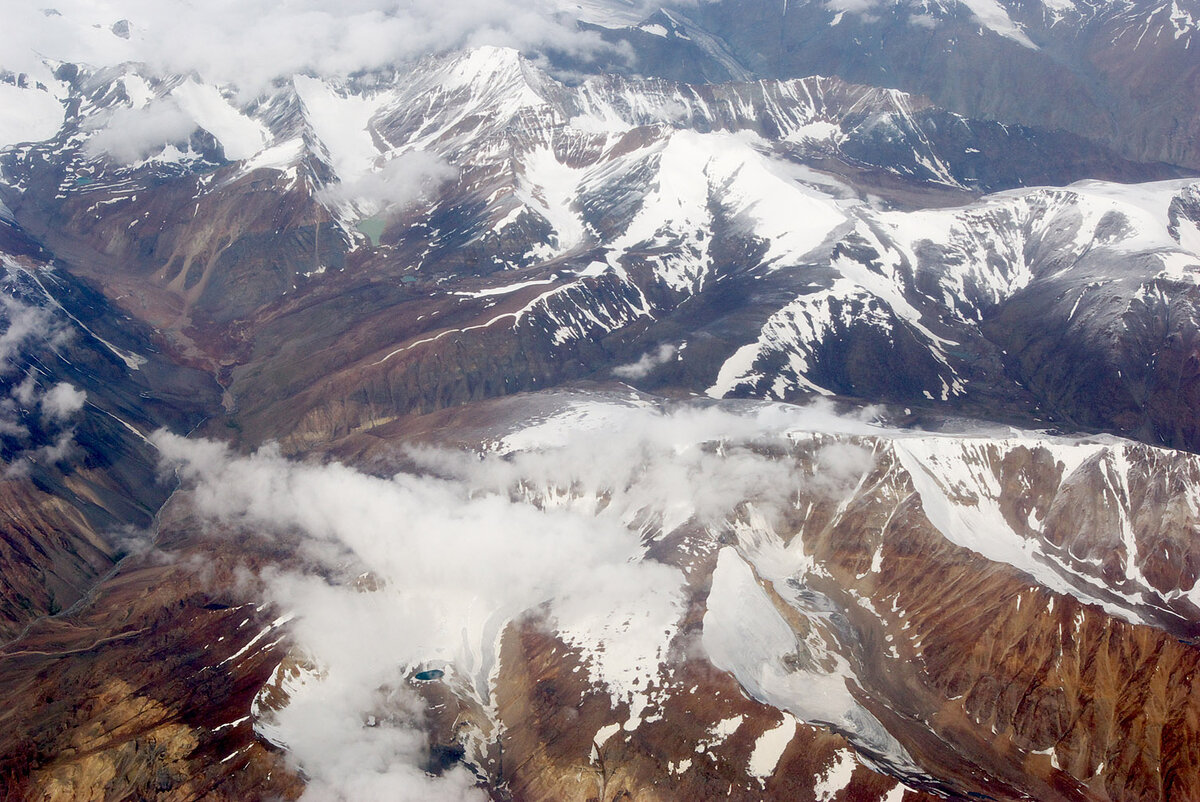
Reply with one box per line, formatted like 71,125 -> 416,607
612,343 -> 677,379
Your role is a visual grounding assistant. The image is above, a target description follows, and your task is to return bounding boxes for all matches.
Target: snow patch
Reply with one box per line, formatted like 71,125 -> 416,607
171,80 -> 268,161
747,715 -> 797,778
813,749 -> 857,801
702,547 -> 913,767
0,84 -> 64,148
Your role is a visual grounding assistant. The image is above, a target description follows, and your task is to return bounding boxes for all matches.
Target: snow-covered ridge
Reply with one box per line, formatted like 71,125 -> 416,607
709,177 -> 1200,402
5,46 -> 1196,428
5,47 -> 932,211
819,0 -> 1197,48
1,46 -> 962,295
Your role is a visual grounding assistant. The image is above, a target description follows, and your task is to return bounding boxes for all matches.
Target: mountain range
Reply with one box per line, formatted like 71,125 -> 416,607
0,2 -> 1199,800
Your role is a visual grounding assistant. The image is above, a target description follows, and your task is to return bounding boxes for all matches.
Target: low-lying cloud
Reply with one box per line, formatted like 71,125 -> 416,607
154,398 -> 882,800
41,380 -> 87,420
0,290 -> 87,476
82,99 -> 197,164
612,343 -> 676,379
317,151 -> 458,218
0,295 -> 66,370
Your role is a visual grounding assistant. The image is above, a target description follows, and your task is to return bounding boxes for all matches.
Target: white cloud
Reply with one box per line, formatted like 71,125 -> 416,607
0,295 -> 64,371
155,433 -> 684,800
81,79 -> 273,163
41,381 -> 86,420
82,99 -> 197,163
612,343 -> 676,379
317,151 -> 458,217
151,398 -> 883,799
0,83 -> 66,150
0,0 -> 653,95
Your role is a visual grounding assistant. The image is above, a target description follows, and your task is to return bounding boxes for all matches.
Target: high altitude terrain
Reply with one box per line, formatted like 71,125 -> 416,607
0,1 -> 1199,800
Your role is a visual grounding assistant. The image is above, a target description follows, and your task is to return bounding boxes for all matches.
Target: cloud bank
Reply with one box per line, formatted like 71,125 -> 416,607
1,0 -> 662,93
154,399 -> 882,800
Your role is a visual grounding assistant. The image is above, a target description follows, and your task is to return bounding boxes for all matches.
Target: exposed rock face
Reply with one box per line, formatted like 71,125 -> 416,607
791,437 -> 1200,802
0,244 -> 218,639
0,479 -> 112,639
0,538 -> 302,801
597,0 -> 1200,171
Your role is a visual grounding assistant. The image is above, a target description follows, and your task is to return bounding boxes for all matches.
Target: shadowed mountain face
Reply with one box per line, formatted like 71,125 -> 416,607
580,0 -> 1200,171
0,5 -> 1199,799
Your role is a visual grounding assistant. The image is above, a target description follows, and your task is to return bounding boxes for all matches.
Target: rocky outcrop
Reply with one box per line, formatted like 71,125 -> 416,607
0,520 -> 303,801
621,0 -> 1200,171
490,616 -> 932,802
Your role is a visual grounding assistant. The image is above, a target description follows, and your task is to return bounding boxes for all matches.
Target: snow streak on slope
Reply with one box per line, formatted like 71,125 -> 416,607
170,80 -> 269,161
703,546 -> 916,768
710,178 -> 1200,401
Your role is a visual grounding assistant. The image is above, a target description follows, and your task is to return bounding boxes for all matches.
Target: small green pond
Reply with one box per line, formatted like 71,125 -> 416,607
356,217 -> 386,246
